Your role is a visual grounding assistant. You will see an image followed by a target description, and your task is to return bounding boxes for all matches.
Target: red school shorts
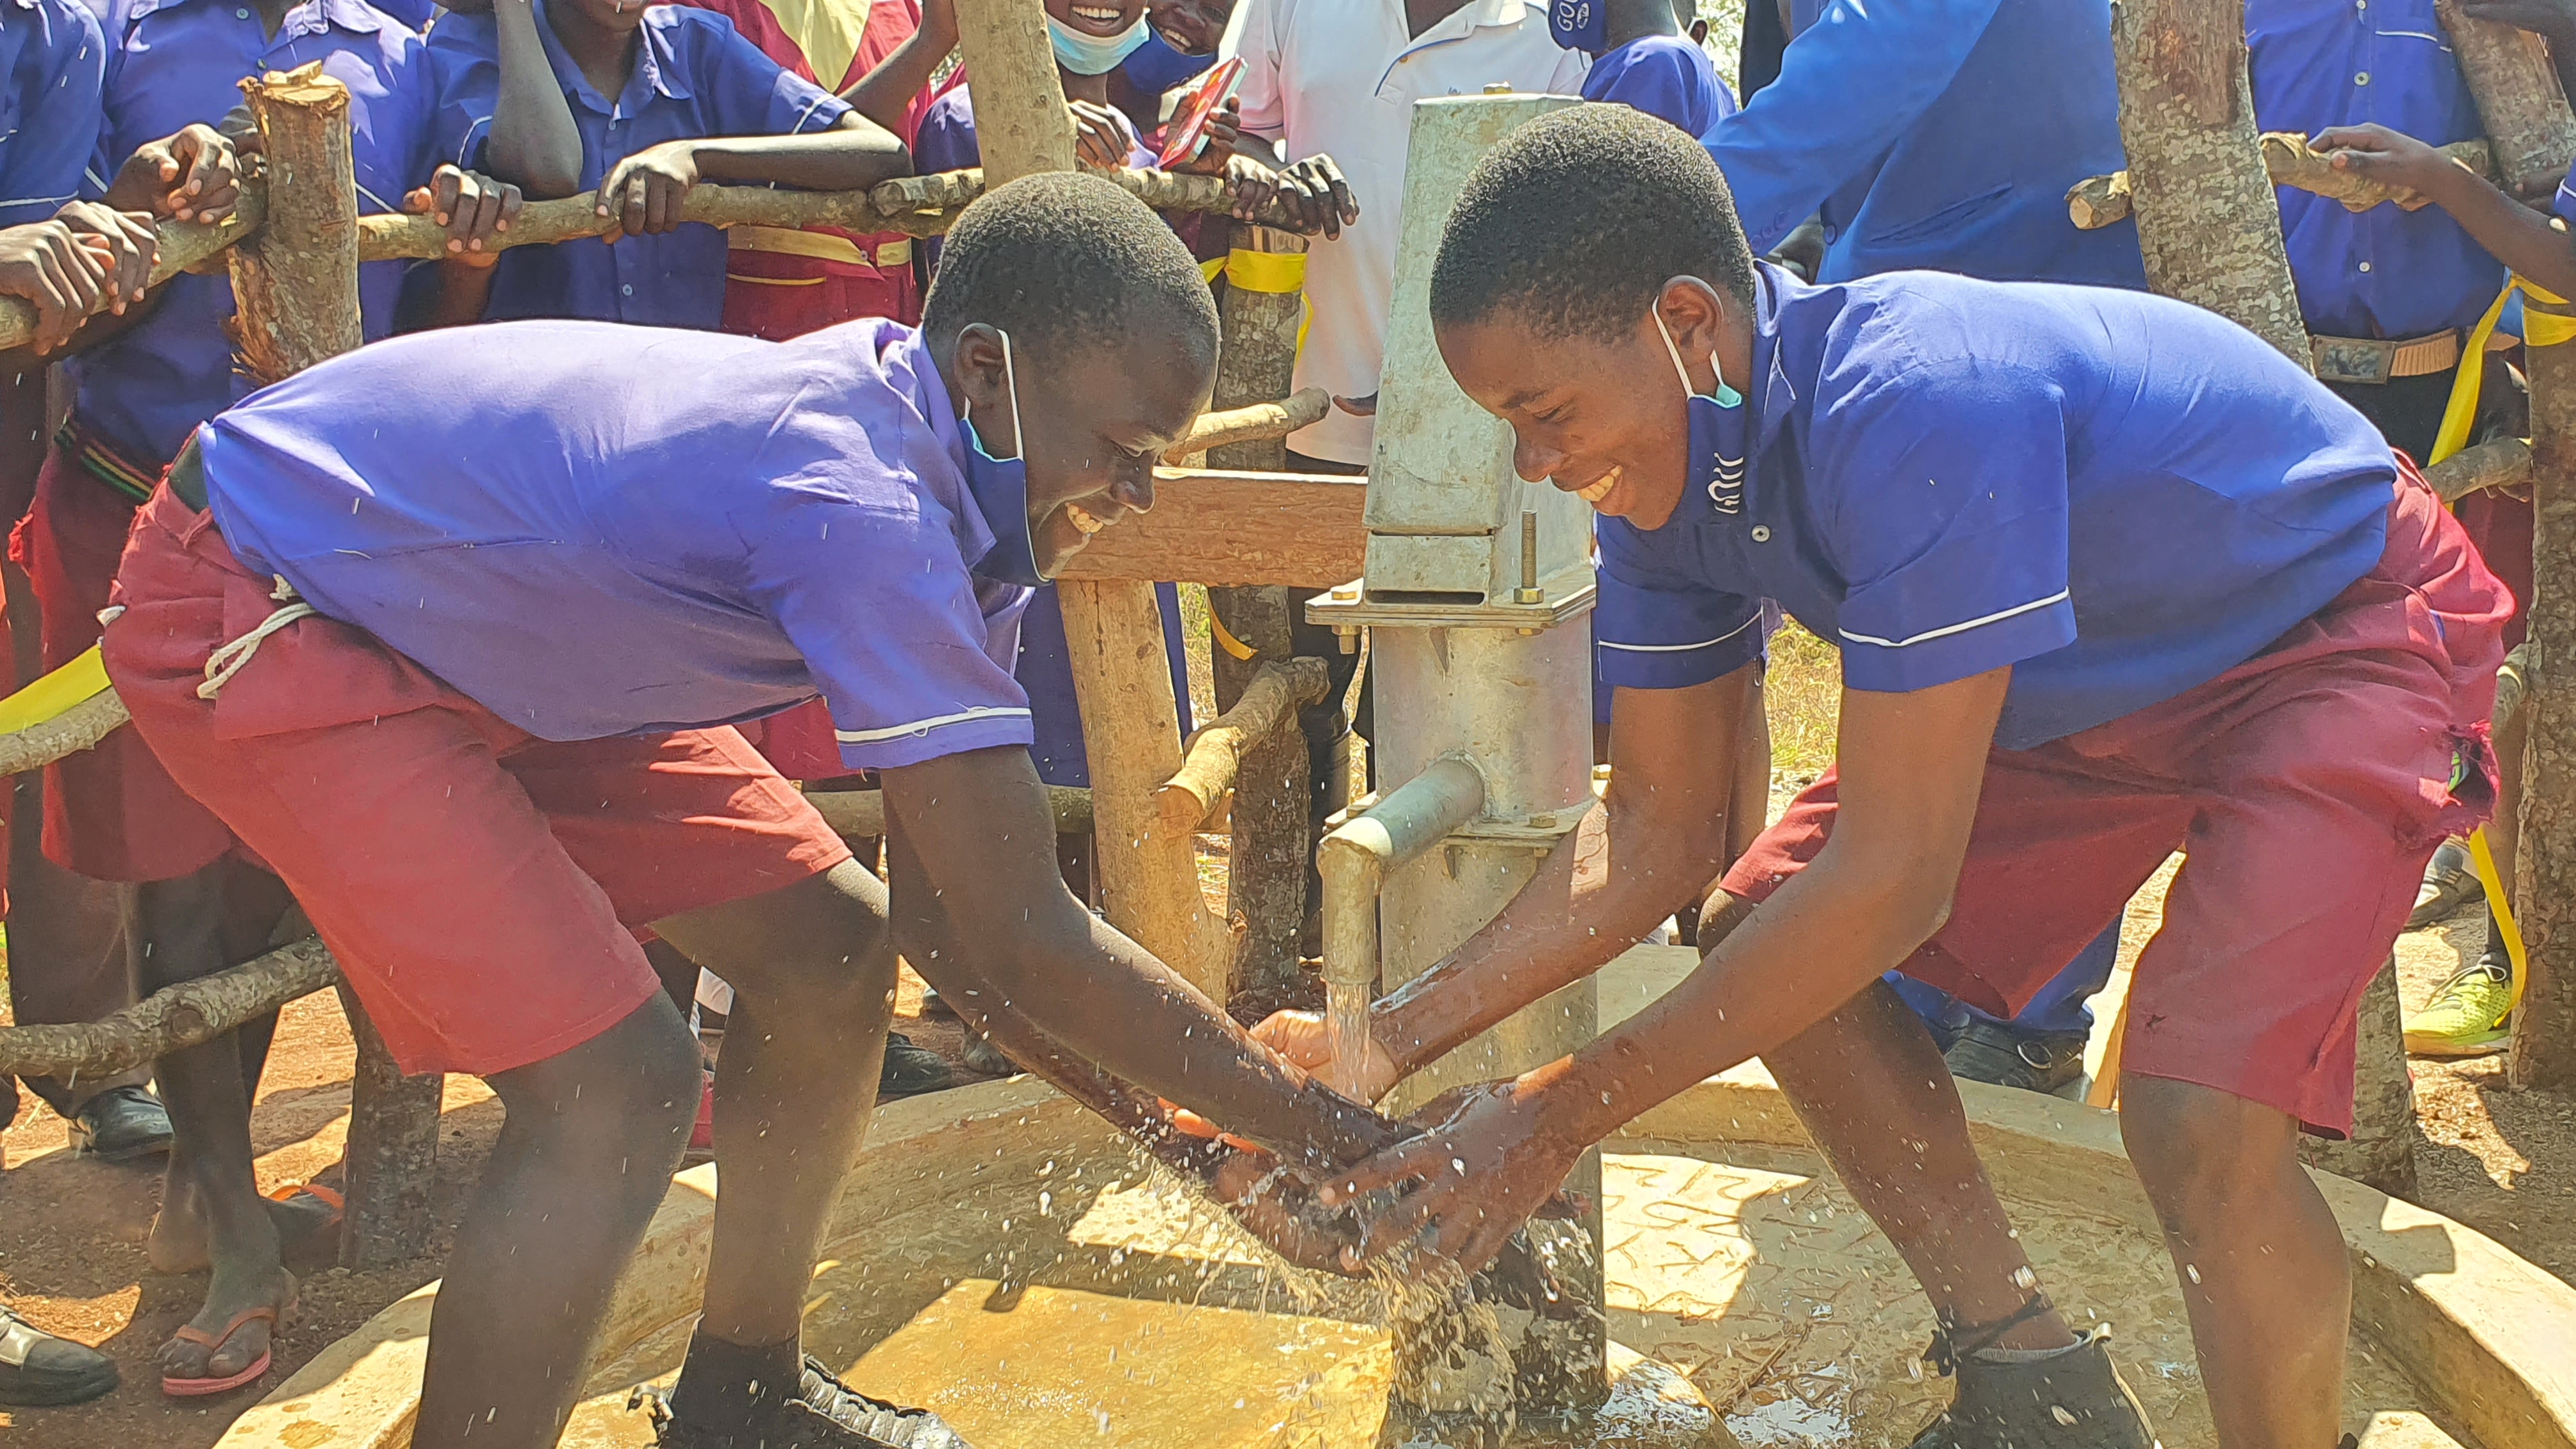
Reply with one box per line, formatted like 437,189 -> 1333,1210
1719,466 -> 2510,1137
12,434 -> 233,882
102,484 -> 853,1077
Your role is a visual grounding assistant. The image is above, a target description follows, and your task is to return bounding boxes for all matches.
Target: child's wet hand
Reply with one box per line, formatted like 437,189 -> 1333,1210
1239,153 -> 1354,239
597,142 -> 700,243
409,166 -> 522,267
1249,1008 -> 1397,1102
0,218 -> 110,355
2311,123 -> 2452,209
1208,1148 -> 1364,1276
112,125 -> 241,224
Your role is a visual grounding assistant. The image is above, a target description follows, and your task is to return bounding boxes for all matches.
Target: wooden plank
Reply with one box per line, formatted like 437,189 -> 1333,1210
1054,469 -> 1368,590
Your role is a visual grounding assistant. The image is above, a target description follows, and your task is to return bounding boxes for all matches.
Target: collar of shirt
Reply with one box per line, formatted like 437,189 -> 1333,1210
1374,0 -> 1538,95
528,0 -> 690,117
870,323 -> 998,569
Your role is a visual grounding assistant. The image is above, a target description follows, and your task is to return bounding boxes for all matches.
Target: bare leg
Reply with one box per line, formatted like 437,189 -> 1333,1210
2119,1075 -> 2347,1449
136,860 -> 298,1386
648,861 -> 896,1392
1706,894 -> 2073,1349
410,996 -> 702,1449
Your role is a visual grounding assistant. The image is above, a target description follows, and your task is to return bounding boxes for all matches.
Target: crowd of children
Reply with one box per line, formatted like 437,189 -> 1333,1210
0,0 -> 2567,1446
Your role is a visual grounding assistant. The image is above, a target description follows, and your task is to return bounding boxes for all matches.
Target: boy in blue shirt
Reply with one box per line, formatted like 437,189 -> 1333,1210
105,174 -> 1392,1449
1283,107 -> 2508,1449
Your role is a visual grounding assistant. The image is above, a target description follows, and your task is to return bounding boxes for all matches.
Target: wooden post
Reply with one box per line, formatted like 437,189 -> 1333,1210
2435,0 -> 2576,1092
231,67 -> 445,1261
1210,226 -> 1315,997
226,65 -> 362,385
2516,291 -> 2576,1088
2437,0 -> 2576,197
2113,0 -> 2421,1191
948,0 -> 1076,183
334,983 -> 443,1268
2107,0 -> 2311,364
947,0 -> 1229,998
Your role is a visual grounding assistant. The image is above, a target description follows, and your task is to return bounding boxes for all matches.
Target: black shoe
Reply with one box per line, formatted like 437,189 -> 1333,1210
1908,1324 -> 2154,1449
915,986 -> 958,1021
2410,839 -> 2485,930
961,1034 -> 1015,1077
878,1034 -> 951,1100
0,1305 -> 119,1406
639,1357 -> 975,1449
1945,1022 -> 2088,1096
68,1085 -> 172,1162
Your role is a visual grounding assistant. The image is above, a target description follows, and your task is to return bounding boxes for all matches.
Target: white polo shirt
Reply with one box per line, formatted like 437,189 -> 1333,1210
1227,0 -> 1586,465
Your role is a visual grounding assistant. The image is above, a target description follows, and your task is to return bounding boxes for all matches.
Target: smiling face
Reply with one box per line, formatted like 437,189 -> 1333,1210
1148,0 -> 1231,55
1046,0 -> 1149,38
1435,279 -> 1747,532
949,321 -> 1215,578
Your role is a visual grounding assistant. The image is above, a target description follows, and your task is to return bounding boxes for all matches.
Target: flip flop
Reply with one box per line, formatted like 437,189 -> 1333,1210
162,1303 -> 278,1397
267,1181 -> 344,1234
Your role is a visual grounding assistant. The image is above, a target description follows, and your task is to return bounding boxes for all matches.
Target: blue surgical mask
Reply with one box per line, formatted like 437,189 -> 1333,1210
1652,285 -> 1749,516
1049,13 -> 1152,73
960,328 -> 1047,586
1548,0 -> 1606,52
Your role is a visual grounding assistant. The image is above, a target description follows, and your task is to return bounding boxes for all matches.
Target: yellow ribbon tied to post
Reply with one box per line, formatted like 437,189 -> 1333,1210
2423,274 -> 2569,1012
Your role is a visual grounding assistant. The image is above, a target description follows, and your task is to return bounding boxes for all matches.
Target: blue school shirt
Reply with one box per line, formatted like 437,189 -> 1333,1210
1705,0 -> 2144,289
198,317 -> 1039,770
68,0 -> 436,465
1123,31 -> 1211,97
429,1 -> 850,328
1594,264 -> 2396,750
1,0 -> 105,226
1579,34 -> 1733,137
2248,0 -> 2499,341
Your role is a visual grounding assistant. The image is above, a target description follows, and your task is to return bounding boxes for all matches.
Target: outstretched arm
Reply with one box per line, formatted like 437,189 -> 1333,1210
595,113 -> 909,240
2315,123 -> 2576,300
879,744 -> 1393,1172
1702,0 -> 2004,252
842,0 -> 957,135
480,0 -> 586,197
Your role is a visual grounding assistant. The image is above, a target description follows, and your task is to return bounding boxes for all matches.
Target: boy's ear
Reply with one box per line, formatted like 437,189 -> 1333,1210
951,323 -> 1011,416
1653,275 -> 1729,360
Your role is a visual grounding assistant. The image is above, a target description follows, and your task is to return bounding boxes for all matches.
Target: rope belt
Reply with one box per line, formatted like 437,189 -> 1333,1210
197,578 -> 314,701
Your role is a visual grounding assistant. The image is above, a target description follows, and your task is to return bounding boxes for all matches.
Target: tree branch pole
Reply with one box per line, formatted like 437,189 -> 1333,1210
1164,387 -> 1329,464
227,68 -> 445,1262
0,195 -> 263,354
1206,227 -> 1319,997
2518,293 -> 2576,1089
942,0 -> 1230,997
1158,657 -> 1331,832
2068,134 -> 2498,229
2112,0 -> 2416,1192
2426,434 -> 2534,503
2437,0 -> 2576,196
2108,0 -> 2314,364
0,937 -> 335,1079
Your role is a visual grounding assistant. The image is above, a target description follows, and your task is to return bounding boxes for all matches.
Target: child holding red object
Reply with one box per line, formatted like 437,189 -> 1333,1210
105,172 -> 1384,1449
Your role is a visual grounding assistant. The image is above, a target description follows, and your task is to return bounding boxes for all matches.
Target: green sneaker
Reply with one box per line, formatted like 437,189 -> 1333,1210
2405,961 -> 2513,1058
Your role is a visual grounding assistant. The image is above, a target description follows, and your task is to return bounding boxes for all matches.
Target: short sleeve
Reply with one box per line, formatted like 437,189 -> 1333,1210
1820,361 -> 2076,694
0,0 -> 105,226
689,12 -> 853,137
424,13 -> 502,170
1225,0 -> 1285,138
1592,518 -> 1765,690
2557,154 -> 2576,227
746,496 -> 1036,771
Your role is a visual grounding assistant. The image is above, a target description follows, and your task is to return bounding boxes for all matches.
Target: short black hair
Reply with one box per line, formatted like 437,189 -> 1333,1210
1430,103 -> 1758,345
921,171 -> 1219,360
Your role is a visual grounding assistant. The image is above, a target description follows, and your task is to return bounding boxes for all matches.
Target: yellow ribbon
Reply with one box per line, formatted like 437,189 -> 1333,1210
0,645 -> 112,736
2430,275 -> 2576,467
1208,610 -> 1259,662
1223,249 -> 1307,293
2428,278 -> 2563,1019
1200,256 -> 1225,282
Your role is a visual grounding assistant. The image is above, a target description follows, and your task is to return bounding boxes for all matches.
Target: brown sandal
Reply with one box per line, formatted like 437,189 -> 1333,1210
162,1303 -> 279,1397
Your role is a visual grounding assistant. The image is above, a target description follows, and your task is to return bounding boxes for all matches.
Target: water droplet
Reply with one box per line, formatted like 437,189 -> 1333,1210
2185,1262 -> 2202,1284
2052,1406 -> 2078,1427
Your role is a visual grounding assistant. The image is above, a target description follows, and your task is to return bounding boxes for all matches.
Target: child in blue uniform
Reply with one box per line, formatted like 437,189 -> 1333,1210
426,0 -> 908,326
1273,107 -> 2508,1449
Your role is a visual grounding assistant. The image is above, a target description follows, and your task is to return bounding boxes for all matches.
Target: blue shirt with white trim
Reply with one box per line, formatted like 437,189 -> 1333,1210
1703,0 -> 2143,290
2248,0 -> 2499,341
197,317 -> 1038,772
1595,265 -> 2397,749
0,0 -> 105,228
429,0 -> 852,328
